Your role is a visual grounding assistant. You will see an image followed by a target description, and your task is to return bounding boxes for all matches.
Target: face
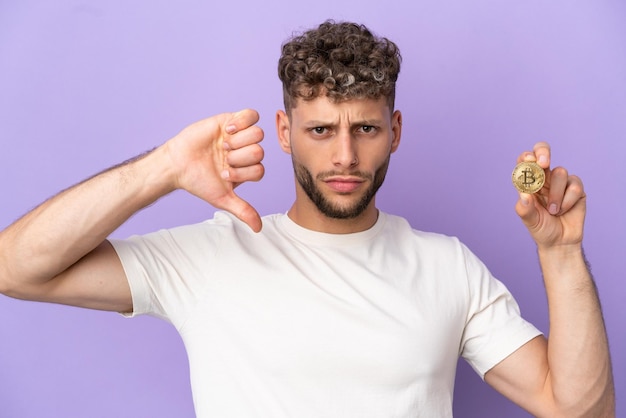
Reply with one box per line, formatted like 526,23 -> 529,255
277,96 -> 402,221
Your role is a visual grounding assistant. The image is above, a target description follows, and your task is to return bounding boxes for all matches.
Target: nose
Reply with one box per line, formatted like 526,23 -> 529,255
332,131 -> 358,168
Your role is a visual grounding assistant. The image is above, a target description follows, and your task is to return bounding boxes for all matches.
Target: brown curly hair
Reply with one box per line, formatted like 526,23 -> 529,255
278,20 -> 402,113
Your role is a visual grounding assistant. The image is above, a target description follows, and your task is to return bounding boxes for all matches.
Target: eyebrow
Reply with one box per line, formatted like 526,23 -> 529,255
303,119 -> 384,128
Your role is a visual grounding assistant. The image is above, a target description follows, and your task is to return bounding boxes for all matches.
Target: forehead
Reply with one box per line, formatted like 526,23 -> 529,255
290,96 -> 391,123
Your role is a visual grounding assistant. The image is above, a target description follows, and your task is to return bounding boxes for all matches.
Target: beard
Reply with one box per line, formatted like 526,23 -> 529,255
292,155 -> 391,219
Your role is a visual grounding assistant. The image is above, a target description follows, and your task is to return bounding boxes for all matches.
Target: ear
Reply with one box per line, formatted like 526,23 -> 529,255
390,110 -> 402,153
276,110 -> 292,154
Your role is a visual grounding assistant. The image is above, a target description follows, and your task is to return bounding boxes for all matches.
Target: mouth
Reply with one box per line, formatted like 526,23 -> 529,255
322,175 -> 367,193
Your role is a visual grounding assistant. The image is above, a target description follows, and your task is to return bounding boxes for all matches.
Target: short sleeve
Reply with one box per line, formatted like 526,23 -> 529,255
109,222 -> 220,326
459,244 -> 543,378
109,234 -> 169,321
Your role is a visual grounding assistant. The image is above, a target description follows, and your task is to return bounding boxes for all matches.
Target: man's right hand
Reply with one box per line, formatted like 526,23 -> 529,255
0,109 -> 265,311
164,109 -> 265,231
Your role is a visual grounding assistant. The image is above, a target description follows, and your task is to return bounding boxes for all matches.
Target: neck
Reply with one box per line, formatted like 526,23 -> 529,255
287,195 -> 379,234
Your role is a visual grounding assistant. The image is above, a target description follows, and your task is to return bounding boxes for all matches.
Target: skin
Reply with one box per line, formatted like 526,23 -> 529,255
0,96 -> 614,416
276,96 -> 402,233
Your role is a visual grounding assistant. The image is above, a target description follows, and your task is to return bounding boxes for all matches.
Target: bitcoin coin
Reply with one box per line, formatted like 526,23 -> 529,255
512,161 -> 545,194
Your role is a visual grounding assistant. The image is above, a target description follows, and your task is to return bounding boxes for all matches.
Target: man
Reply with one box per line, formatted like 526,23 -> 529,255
0,20 -> 614,417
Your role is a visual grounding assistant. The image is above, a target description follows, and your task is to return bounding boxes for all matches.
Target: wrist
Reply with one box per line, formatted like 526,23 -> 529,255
537,243 -> 590,285
537,243 -> 584,261
127,145 -> 179,200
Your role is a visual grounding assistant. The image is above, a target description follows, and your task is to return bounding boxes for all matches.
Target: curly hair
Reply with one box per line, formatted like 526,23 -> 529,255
278,20 -> 402,113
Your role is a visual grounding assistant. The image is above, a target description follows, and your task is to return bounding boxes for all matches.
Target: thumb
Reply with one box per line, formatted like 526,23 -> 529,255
515,192 -> 541,232
217,194 -> 263,232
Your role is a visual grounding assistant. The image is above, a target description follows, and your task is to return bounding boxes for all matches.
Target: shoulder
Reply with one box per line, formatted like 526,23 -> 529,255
113,211 -> 284,259
380,212 -> 464,251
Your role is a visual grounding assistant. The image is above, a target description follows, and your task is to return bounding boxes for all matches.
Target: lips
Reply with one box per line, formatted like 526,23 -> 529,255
323,176 -> 365,193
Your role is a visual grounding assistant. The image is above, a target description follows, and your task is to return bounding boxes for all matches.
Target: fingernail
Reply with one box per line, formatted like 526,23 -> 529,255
221,170 -> 230,179
223,142 -> 231,151
538,155 -> 548,165
549,203 -> 558,214
225,124 -> 236,134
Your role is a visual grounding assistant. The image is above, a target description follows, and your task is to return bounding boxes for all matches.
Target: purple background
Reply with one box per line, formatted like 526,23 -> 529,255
1,1 -> 624,416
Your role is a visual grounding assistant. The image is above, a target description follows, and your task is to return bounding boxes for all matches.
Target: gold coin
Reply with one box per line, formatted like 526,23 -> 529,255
512,161 -> 545,194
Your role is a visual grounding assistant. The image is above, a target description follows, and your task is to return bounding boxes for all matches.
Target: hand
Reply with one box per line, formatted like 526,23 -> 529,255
514,142 -> 586,250
164,109 -> 265,232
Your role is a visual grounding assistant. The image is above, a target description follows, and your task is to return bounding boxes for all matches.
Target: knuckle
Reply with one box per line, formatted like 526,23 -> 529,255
568,180 -> 584,195
252,163 -> 265,180
251,125 -> 264,138
252,144 -> 265,161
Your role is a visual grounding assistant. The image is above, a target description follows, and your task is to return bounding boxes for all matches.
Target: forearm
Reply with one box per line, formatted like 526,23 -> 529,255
539,245 -> 615,416
0,146 -> 175,291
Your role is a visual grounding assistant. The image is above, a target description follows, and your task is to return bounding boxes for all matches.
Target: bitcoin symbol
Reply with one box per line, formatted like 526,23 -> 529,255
522,168 -> 536,185
512,162 -> 545,194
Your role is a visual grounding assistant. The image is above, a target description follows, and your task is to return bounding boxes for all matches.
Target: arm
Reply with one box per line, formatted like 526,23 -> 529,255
485,142 -> 615,417
0,109 -> 264,312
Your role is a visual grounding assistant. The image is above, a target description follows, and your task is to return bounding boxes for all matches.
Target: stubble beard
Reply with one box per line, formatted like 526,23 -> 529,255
292,155 -> 391,219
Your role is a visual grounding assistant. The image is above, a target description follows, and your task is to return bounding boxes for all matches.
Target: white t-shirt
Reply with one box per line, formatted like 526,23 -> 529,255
110,211 -> 541,418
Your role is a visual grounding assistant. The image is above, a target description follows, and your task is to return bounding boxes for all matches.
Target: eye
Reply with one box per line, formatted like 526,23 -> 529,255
308,126 -> 330,137
359,125 -> 377,134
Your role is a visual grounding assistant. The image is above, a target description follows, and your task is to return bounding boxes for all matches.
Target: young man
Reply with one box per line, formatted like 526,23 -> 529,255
0,21 -> 614,417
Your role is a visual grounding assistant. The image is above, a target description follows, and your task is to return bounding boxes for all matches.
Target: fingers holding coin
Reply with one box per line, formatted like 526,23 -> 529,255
514,142 -> 551,166
532,142 -> 551,169
512,142 -> 585,216
512,142 -> 551,194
